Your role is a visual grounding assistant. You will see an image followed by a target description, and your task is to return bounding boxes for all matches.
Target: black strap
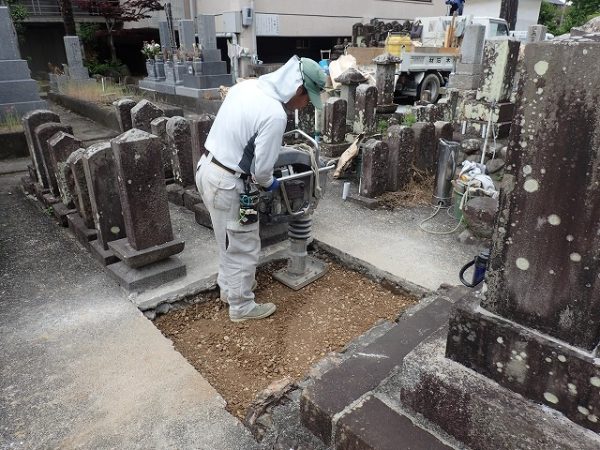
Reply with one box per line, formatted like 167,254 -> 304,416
211,156 -> 249,180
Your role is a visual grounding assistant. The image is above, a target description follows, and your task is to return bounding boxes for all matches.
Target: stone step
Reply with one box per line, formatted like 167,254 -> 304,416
335,395 -> 453,450
300,295 -> 454,446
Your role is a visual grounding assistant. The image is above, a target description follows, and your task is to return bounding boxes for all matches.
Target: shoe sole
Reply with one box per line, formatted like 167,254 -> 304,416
230,305 -> 276,323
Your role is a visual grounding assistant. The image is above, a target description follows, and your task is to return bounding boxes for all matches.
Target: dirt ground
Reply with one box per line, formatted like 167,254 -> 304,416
155,259 -> 417,419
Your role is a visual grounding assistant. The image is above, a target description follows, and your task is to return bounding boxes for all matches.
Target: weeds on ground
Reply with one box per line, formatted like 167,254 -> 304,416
62,79 -> 129,105
0,107 -> 23,132
378,174 -> 434,209
401,112 -> 417,127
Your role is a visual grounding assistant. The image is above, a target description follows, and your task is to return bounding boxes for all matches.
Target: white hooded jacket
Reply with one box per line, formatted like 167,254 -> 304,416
203,56 -> 304,188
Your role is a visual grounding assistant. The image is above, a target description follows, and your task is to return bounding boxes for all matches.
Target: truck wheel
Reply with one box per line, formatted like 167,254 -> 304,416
418,73 -> 441,102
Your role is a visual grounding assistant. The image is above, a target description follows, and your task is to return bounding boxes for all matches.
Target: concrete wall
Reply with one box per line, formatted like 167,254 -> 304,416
463,0 -> 541,31
130,0 -> 447,36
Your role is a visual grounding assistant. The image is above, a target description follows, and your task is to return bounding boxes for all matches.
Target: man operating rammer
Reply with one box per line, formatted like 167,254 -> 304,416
195,55 -> 326,322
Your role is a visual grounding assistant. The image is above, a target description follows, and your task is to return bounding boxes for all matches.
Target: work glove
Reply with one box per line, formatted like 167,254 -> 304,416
266,178 -> 280,192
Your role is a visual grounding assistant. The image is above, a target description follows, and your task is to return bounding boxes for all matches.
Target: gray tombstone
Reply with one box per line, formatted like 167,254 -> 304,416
298,104 -> 316,136
108,129 -> 184,267
411,122 -> 436,175
34,122 -> 73,197
150,116 -> 173,178
322,98 -> 348,157
130,99 -> 164,132
385,125 -> 414,192
197,15 -> 221,62
335,68 -> 367,126
359,139 -> 389,198
0,7 -> 46,120
353,84 -> 378,134
83,142 -> 126,264
158,21 -> 173,51
477,39 -> 521,103
374,54 -> 400,113
113,98 -> 137,132
22,109 -> 60,188
460,24 -> 486,65
164,60 -> 176,85
63,36 -> 89,79
444,40 -> 600,437
190,114 -> 215,170
47,131 -> 82,207
178,19 -> 196,52
69,148 -> 95,230
527,25 -> 547,43
166,116 -> 195,187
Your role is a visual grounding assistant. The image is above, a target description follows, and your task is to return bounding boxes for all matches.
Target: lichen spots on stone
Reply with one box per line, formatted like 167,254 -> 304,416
543,392 -> 559,404
548,214 -> 561,226
566,235 -> 574,242
545,357 -> 552,363
568,383 -> 578,395
534,61 -> 549,76
558,355 -> 567,363
110,226 -> 120,234
522,165 -> 532,176
524,179 -> 539,192
590,376 -> 600,387
589,415 -> 598,423
570,253 -> 582,262
516,258 -> 530,271
579,406 -> 590,416
583,49 -> 589,55
497,337 -> 504,344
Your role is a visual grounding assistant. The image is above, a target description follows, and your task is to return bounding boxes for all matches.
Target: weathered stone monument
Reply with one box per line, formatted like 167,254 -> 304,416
385,125 -> 414,192
373,54 -> 401,113
22,110 -> 60,189
130,100 -> 164,132
63,36 -> 90,79
0,7 -> 46,119
321,98 -> 348,157
68,148 -> 98,248
411,122 -> 436,175
150,116 -> 173,179
113,98 -> 137,132
178,19 -> 196,52
107,129 -> 185,291
47,131 -> 82,224
83,142 -> 126,265
335,68 -> 367,126
359,139 -> 389,198
165,116 -> 194,206
401,40 -> 600,449
353,84 -> 378,134
34,122 -> 73,200
448,24 -> 486,90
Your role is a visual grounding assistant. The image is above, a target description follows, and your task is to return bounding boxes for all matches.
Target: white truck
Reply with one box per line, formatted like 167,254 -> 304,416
349,16 -> 510,102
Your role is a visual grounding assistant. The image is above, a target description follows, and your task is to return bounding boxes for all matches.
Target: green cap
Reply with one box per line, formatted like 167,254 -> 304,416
300,57 -> 327,109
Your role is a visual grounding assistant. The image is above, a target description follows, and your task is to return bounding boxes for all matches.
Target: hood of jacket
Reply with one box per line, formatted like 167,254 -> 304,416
256,55 -> 303,104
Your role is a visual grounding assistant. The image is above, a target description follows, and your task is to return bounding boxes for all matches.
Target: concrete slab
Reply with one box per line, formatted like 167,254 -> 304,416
107,256 -> 187,292
313,178 -> 475,291
47,100 -> 119,145
0,172 -> 259,450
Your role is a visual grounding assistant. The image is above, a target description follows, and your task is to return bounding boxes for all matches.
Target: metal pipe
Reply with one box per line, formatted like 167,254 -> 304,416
277,165 -> 334,183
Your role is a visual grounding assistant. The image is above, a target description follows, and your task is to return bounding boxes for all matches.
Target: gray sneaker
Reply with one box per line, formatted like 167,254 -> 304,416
230,303 -> 276,322
220,280 -> 258,304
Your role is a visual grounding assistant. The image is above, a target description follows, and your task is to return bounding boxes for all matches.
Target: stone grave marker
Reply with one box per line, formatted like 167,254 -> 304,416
22,109 -> 60,188
353,84 -> 378,135
359,139 -> 389,198
385,125 -> 414,192
34,122 -> 73,199
83,142 -> 126,265
130,100 -> 164,132
113,98 -> 137,132
322,98 -> 348,157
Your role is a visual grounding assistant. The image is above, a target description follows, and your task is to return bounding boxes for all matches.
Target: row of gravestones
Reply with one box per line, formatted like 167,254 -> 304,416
112,98 -> 289,247
20,108 -> 187,292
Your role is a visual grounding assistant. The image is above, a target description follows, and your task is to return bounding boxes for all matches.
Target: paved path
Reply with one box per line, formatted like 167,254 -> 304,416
0,172 -> 258,450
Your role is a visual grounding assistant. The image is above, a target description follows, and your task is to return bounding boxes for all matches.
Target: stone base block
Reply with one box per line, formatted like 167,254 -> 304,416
166,183 -> 185,206
67,213 -> 97,250
347,193 -> 381,210
90,240 -> 119,266
52,202 -> 76,227
192,61 -> 227,75
20,175 -> 35,195
174,85 -> 220,99
463,100 -> 516,123
446,295 -> 600,435
320,142 -> 350,158
448,73 -> 482,90
400,330 -> 600,450
183,188 -> 202,210
41,193 -> 60,208
138,79 -> 177,95
108,237 -> 185,269
106,256 -> 186,293
182,73 -> 233,90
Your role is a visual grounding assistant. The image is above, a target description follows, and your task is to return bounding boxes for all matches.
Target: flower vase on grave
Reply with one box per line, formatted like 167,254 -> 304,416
145,59 -> 157,79
165,60 -> 176,85
175,60 -> 187,85
192,57 -> 203,76
185,60 -> 194,76
155,55 -> 165,80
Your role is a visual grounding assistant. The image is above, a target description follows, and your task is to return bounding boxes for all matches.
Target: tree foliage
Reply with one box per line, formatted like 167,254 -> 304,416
540,0 -> 600,35
74,0 -> 163,62
4,0 -> 30,35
